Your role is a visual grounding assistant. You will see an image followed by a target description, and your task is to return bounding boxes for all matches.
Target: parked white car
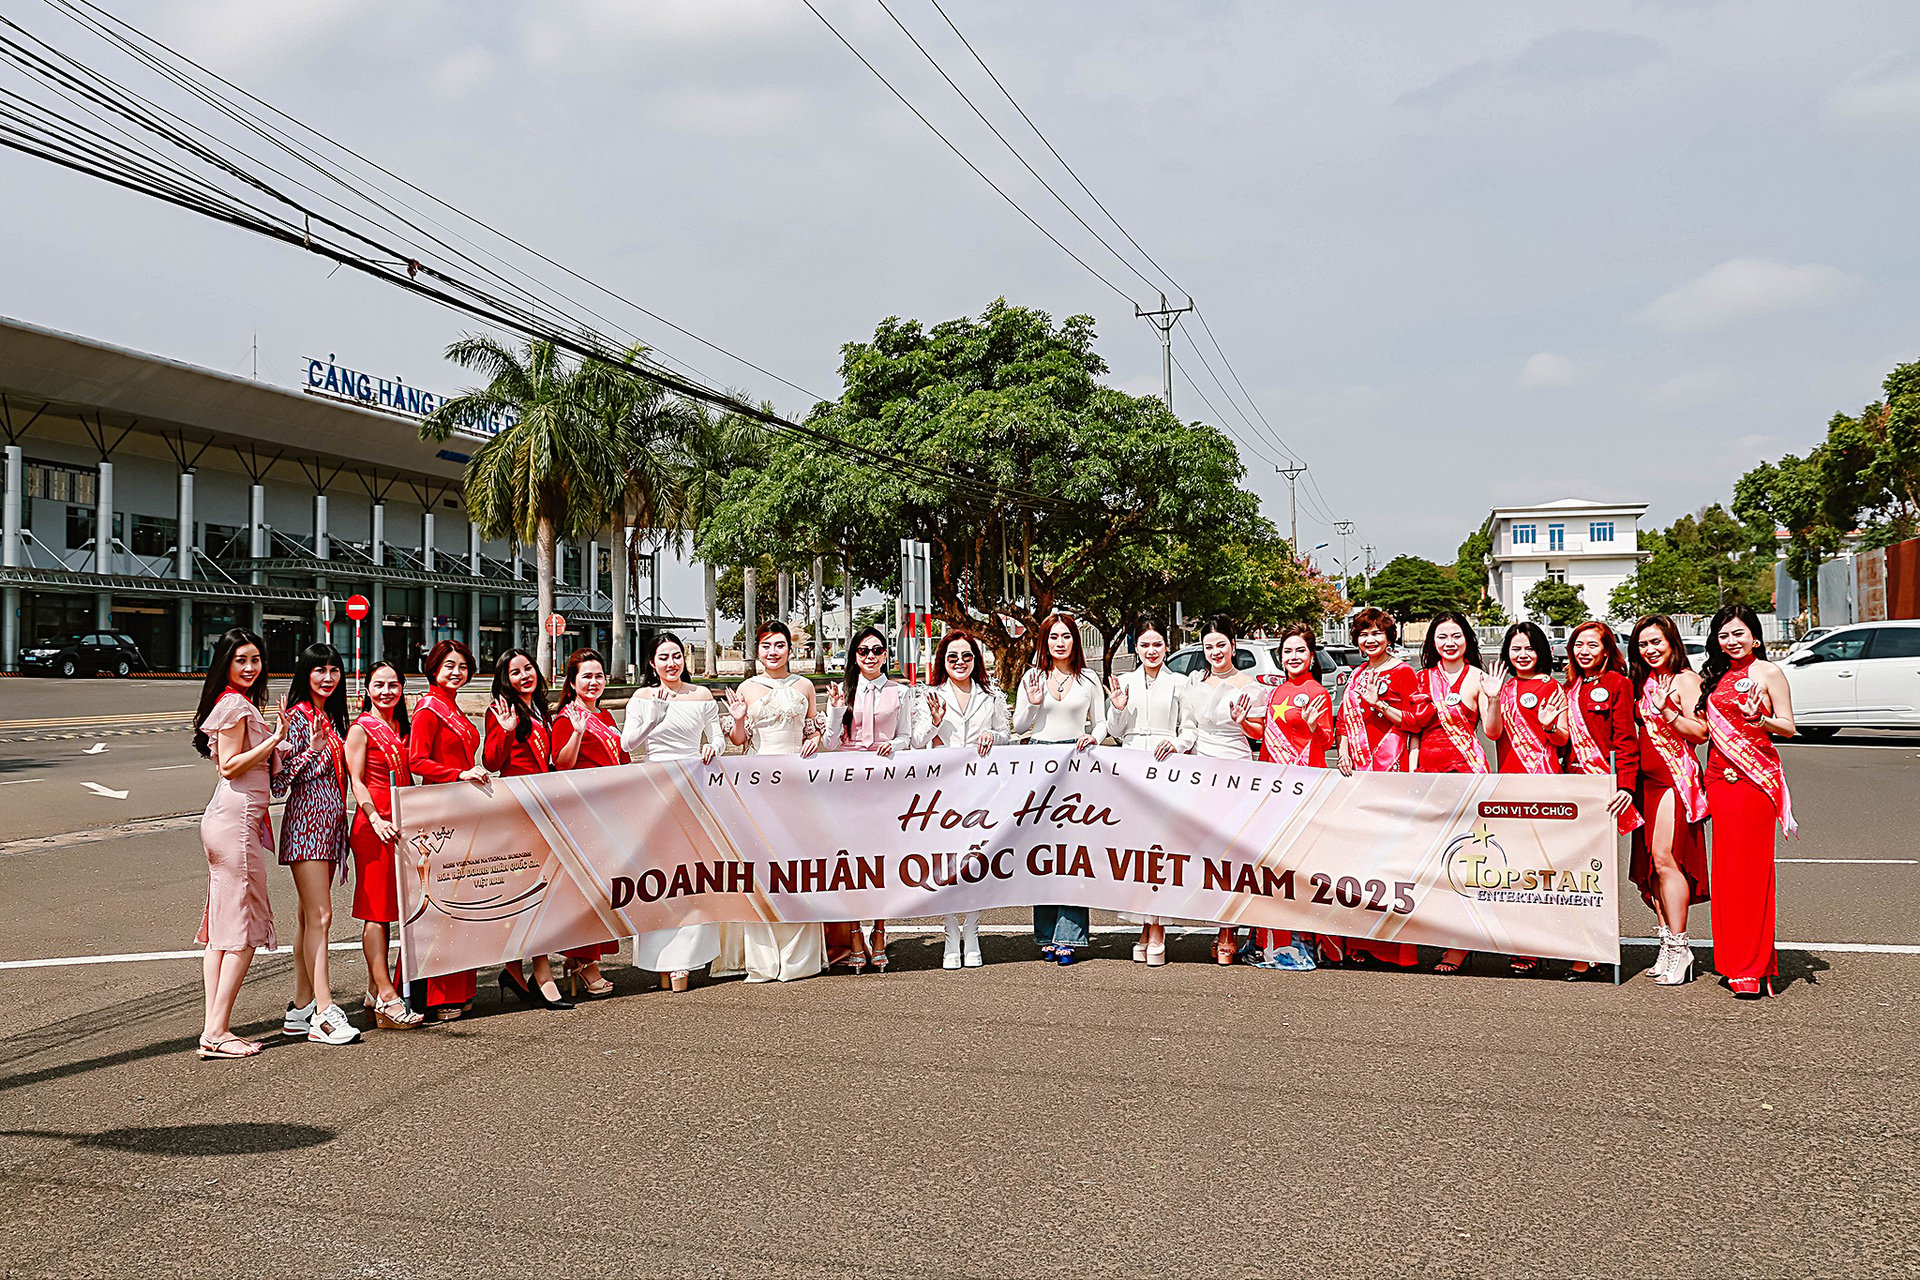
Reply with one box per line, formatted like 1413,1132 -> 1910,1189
1780,620 -> 1920,738
1167,639 -> 1352,704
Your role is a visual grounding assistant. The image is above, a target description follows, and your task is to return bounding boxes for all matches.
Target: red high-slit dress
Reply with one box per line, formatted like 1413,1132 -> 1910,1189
408,683 -> 481,1009
1704,657 -> 1796,982
349,712 -> 411,925
1630,675 -> 1708,909
552,704 -> 629,962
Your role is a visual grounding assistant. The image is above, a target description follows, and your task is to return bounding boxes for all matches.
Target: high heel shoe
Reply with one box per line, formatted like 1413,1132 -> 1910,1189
529,978 -> 575,1011
1213,933 -> 1237,966
1132,942 -> 1148,963
1144,943 -> 1167,967
668,970 -> 689,993
867,926 -> 889,973
565,961 -> 615,999
1729,975 -> 1772,1000
1655,937 -> 1694,985
498,967 -> 536,1006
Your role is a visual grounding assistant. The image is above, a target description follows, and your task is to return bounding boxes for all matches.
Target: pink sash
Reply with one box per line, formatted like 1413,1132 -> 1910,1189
1423,667 -> 1489,773
1338,662 -> 1405,771
1636,677 -> 1707,823
416,686 -> 479,755
355,712 -> 412,788
850,681 -> 904,750
573,705 -> 624,763
1706,671 -> 1797,837
1565,675 -> 1643,832
1498,678 -> 1561,775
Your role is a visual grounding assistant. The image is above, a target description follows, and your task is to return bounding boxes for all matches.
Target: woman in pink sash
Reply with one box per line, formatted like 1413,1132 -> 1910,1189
553,648 -> 630,998
408,639 -> 489,1019
1561,622 -> 1642,980
345,660 -> 423,1030
822,625 -> 913,972
1484,622 -> 1568,976
1628,615 -> 1709,985
1405,611 -> 1497,974
1251,623 -> 1333,970
1697,604 -> 1796,999
1332,608 -> 1423,968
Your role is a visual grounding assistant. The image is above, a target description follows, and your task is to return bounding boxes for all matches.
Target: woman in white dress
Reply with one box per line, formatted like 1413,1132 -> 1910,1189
721,621 -> 827,982
622,632 -> 727,992
1189,617 -> 1264,965
820,625 -> 913,972
1010,612 -> 1106,966
1108,617 -> 1197,967
910,628 -> 1010,969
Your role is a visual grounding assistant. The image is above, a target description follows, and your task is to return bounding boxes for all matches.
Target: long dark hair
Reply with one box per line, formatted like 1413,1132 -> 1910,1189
1420,611 -> 1481,670
490,647 -> 550,743
1566,621 -> 1626,680
1628,614 -> 1690,687
1697,603 -> 1765,713
287,643 -> 349,735
929,628 -> 993,690
1034,612 -> 1085,676
359,658 -> 411,736
639,632 -> 686,689
1501,621 -> 1555,677
841,625 -> 891,729
554,647 -> 604,714
192,628 -> 268,758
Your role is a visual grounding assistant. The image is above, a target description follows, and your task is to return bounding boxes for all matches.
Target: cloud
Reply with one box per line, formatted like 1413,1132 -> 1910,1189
427,46 -> 497,105
1518,352 -> 1591,390
1635,366 -> 1745,412
1639,258 -> 1853,333
1827,52 -> 1920,127
1400,30 -> 1661,106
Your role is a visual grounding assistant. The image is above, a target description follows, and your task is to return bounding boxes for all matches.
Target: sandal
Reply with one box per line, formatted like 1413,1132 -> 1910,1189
195,1034 -> 261,1060
373,996 -> 423,1029
867,926 -> 889,973
1213,935 -> 1237,966
1434,949 -> 1470,975
566,962 -> 615,998
1508,955 -> 1539,976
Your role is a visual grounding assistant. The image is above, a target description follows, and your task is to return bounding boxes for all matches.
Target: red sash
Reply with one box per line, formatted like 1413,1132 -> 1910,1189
292,702 -> 349,798
416,686 -> 479,755
1498,677 -> 1562,775
1423,667 -> 1489,773
355,712 -> 412,787
1338,662 -> 1405,771
1636,676 -> 1707,823
1706,666 -> 1797,837
1564,675 -> 1643,832
569,704 -> 625,764
1263,681 -> 1329,765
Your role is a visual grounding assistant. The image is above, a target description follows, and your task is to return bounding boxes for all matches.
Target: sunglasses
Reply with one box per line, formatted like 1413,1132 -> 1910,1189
945,651 -> 975,662
855,645 -> 887,657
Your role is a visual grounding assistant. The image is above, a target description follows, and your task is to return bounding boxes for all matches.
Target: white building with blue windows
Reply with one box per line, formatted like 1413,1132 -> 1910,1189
1487,498 -> 1648,622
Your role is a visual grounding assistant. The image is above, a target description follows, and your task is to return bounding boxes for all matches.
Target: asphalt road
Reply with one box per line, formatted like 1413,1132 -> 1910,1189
1,679 -> 1917,1277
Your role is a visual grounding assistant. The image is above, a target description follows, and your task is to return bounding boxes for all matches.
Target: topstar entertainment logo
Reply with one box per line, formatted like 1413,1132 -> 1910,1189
1443,824 -> 1606,908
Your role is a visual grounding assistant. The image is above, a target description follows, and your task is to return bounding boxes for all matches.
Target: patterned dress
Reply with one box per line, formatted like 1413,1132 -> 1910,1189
273,704 -> 350,868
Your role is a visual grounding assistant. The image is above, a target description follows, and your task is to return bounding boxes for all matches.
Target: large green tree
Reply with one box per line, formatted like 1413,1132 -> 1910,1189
422,336 -> 618,677
1454,516 -> 1494,600
1358,555 -> 1469,622
696,300 -> 1313,683
1607,504 -> 1774,620
1523,579 -> 1590,627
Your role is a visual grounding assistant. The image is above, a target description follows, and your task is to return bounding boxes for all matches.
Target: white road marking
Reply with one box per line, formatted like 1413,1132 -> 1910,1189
0,778 -> 43,785
1778,858 -> 1917,865
146,764 -> 196,771
5,934 -> 1918,970
79,782 -> 130,799
83,743 -> 107,755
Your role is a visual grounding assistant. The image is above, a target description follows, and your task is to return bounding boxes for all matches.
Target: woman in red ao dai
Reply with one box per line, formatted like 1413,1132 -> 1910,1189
1561,621 -> 1641,980
1483,621 -> 1569,977
552,648 -> 630,998
345,660 -> 423,1030
1332,608 -> 1422,968
408,639 -> 489,1019
483,647 -> 572,1011
272,643 -> 360,1045
1697,605 -> 1797,999
187,628 -> 287,1059
1628,615 -> 1710,986
1250,623 -> 1334,971
1404,611 -> 1499,975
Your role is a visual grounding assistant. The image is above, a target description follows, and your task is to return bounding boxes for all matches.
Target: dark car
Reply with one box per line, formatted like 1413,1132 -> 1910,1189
21,632 -> 150,678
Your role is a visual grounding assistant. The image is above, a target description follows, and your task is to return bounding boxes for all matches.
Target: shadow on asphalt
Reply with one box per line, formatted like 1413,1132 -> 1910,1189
0,1122 -> 336,1155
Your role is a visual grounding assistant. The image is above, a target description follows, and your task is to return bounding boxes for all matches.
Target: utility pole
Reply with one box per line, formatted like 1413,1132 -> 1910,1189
1362,542 -> 1377,593
1135,292 -> 1194,412
1334,520 -> 1355,602
1276,461 -> 1307,561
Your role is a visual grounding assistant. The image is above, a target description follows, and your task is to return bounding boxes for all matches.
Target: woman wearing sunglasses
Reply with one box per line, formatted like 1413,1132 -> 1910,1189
822,626 -> 912,972
912,628 -> 1011,969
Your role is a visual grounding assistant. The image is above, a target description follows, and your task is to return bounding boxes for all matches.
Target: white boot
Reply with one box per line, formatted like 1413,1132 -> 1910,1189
942,915 -> 963,970
1655,934 -> 1693,985
961,913 -> 984,968
1648,923 -> 1673,983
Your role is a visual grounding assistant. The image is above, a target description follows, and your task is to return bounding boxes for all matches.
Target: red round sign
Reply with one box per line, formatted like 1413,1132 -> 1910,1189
344,594 -> 371,621
544,613 -> 566,637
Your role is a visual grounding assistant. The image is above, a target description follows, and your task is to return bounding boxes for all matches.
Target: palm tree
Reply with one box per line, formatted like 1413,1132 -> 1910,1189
590,346 -> 703,682
421,336 -> 616,678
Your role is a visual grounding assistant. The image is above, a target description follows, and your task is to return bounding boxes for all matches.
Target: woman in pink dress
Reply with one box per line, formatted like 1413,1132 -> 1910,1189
189,628 -> 286,1060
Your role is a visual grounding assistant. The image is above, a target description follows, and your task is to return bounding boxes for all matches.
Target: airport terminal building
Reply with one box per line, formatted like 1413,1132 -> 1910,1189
0,316 -> 692,675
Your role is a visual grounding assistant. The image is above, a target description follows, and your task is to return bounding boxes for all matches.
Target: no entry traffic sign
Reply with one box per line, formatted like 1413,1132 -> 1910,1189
344,594 -> 371,621
544,613 -> 567,637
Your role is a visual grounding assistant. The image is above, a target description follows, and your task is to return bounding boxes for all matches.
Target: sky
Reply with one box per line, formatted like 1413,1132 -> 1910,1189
4,0 -> 1919,616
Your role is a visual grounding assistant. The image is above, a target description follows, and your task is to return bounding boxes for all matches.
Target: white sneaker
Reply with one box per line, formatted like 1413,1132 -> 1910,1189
962,920 -> 984,968
282,1000 -> 315,1036
942,929 -> 963,970
307,1003 -> 363,1045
